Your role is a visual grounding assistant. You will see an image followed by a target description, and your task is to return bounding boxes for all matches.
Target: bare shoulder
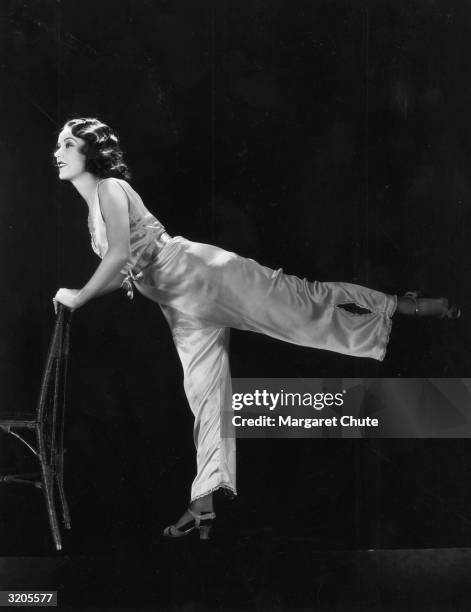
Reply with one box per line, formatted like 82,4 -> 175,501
97,178 -> 129,218
97,177 -> 128,199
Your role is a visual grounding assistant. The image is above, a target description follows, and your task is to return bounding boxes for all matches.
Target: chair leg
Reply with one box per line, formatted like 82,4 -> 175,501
56,458 -> 71,529
41,464 -> 62,551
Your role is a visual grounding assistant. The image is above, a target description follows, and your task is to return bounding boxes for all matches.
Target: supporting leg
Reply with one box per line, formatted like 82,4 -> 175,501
160,305 -> 236,503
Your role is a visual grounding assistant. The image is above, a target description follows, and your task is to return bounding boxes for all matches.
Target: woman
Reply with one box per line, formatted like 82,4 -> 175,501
52,117 -> 459,540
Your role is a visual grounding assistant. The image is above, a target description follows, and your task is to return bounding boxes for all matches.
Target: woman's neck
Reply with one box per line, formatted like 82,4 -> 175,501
71,173 -> 101,210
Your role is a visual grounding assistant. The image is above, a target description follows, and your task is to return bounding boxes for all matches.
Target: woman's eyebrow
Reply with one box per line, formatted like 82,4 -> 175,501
56,137 -> 77,146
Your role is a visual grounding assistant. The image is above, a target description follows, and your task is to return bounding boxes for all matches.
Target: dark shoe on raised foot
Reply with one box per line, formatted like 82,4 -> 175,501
404,291 -> 461,319
163,508 -> 216,540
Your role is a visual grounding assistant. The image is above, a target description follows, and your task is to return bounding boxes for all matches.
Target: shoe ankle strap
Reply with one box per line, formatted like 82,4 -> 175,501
404,291 -> 420,316
187,507 -> 216,526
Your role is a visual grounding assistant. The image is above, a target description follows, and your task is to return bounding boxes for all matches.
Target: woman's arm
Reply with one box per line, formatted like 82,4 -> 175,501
53,180 -> 131,310
86,269 -> 128,297
76,180 -> 131,306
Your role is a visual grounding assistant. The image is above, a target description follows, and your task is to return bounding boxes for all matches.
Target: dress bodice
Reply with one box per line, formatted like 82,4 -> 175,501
88,178 -> 167,274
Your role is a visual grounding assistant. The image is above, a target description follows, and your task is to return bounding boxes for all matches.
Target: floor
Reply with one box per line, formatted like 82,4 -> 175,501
1,540 -> 471,611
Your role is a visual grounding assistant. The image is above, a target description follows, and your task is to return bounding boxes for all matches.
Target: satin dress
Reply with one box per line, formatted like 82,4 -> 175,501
88,178 -> 397,502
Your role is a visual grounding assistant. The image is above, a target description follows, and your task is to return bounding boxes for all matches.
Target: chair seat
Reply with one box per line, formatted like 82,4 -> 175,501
0,415 -> 37,428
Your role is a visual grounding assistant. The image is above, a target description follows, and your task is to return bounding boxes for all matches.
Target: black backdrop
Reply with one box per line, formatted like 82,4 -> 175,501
1,0 -> 471,557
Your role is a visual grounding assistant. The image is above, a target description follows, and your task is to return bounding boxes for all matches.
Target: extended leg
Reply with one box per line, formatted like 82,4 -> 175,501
226,275 -> 398,362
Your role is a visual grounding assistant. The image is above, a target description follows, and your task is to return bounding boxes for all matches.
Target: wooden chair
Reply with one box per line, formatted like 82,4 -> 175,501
0,304 -> 72,551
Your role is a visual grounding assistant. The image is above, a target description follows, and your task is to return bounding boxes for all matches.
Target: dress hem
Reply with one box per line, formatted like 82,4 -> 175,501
377,294 -> 397,362
191,483 -> 237,503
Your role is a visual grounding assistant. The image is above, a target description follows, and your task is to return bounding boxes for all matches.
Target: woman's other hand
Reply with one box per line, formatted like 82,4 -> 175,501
53,288 -> 83,313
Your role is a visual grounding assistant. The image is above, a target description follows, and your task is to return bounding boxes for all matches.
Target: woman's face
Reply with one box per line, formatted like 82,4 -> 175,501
54,126 -> 87,181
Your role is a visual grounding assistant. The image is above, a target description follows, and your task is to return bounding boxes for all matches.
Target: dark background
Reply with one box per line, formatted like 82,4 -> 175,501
1,0 -> 471,581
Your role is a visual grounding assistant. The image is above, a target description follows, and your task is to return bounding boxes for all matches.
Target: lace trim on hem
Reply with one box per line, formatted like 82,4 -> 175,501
389,293 -> 398,318
377,297 -> 396,362
191,483 -> 237,503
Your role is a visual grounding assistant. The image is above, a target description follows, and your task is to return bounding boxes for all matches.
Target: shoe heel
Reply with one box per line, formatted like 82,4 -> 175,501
436,298 -> 461,319
199,525 -> 212,540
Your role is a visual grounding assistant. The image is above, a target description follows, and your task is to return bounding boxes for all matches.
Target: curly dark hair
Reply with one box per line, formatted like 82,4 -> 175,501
56,117 -> 131,180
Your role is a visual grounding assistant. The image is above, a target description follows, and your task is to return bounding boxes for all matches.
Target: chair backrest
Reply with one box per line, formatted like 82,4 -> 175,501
37,305 -> 72,464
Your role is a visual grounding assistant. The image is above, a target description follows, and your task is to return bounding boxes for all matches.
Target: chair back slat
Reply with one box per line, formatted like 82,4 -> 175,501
36,306 -> 67,424
56,314 -> 72,472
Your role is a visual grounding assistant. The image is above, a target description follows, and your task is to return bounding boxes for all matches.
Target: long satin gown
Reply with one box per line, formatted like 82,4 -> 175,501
88,178 -> 397,501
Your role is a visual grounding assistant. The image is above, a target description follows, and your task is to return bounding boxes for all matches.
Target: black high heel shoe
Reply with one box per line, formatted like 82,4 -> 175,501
403,291 -> 461,319
163,508 -> 216,540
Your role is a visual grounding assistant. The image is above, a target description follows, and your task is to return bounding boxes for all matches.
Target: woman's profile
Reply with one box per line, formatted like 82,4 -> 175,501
52,117 -> 460,540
